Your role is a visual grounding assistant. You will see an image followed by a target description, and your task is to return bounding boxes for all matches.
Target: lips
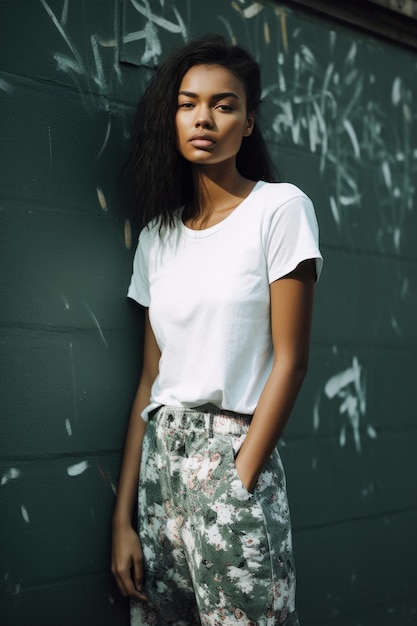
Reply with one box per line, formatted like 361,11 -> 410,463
189,134 -> 216,149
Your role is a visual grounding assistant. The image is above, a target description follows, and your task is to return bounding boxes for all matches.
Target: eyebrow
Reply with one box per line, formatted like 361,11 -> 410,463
178,90 -> 241,100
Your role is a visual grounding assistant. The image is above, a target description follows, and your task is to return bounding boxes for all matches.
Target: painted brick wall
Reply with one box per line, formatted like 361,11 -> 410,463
1,1 -> 416,625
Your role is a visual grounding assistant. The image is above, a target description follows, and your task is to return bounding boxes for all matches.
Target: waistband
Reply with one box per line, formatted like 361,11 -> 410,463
150,404 -> 252,436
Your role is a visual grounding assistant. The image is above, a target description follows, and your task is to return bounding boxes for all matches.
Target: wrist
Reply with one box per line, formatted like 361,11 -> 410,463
112,511 -> 133,529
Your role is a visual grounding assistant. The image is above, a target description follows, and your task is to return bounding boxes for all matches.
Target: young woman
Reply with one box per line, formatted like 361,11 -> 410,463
112,35 -> 322,625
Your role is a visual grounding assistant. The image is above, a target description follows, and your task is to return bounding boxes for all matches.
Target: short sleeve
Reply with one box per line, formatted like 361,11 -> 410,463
265,193 -> 323,283
127,228 -> 151,306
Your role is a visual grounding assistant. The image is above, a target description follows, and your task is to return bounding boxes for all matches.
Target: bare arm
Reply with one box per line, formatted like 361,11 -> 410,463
235,259 -> 316,492
111,309 -> 160,601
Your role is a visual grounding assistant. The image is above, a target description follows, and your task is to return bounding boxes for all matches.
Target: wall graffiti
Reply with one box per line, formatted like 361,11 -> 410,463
313,356 -> 377,454
40,0 -> 416,252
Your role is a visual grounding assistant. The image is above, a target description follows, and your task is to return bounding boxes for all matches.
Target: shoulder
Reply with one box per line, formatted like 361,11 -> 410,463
252,182 -> 315,233
133,218 -> 183,264
139,219 -> 161,243
137,217 -> 177,247
256,181 -> 312,209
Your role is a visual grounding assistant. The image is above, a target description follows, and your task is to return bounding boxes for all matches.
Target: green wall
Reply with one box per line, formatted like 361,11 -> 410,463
1,1 -> 416,624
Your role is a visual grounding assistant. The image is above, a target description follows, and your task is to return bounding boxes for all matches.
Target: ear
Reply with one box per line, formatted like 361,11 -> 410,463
243,112 -> 255,137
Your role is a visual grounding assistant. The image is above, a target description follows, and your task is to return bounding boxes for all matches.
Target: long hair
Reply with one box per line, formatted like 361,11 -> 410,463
133,34 -> 277,228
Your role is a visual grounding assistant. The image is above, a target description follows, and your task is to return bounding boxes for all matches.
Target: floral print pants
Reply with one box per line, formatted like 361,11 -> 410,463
130,406 -> 299,626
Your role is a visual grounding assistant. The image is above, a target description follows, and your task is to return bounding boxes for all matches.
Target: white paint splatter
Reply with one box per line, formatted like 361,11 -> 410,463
125,0 -> 187,65
278,69 -> 286,93
392,77 -> 401,105
53,52 -> 83,75
329,30 -> 336,52
97,38 -> 117,48
91,34 -> 106,95
400,278 -> 409,299
61,293 -> 70,310
313,399 -> 320,431
40,0 -> 84,67
308,113 -> 319,153
242,2 -> 264,19
84,303 -> 108,348
345,42 -> 357,65
124,219 -> 132,250
391,315 -> 402,336
0,78 -> 13,94
21,505 -> 30,523
97,117 -> 112,159
324,357 -> 366,453
330,196 -> 340,226
366,425 -> 377,439
65,419 -> 72,436
325,358 -> 359,398
300,44 -> 315,66
96,187 -> 108,212
67,460 -> 88,476
1,468 -> 21,485
60,0 -> 69,25
382,161 -> 392,188
393,227 -> 401,251
340,194 -> 361,206
342,119 -> 360,159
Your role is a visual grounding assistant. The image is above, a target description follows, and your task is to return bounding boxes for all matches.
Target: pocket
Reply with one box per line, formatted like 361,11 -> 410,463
222,434 -> 256,501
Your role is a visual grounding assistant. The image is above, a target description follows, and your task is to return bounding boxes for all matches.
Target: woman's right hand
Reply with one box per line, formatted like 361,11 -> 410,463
111,522 -> 148,602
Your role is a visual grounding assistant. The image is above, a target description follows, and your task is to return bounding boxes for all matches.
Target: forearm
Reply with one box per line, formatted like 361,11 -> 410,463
113,309 -> 160,529
236,360 -> 307,492
112,382 -> 150,528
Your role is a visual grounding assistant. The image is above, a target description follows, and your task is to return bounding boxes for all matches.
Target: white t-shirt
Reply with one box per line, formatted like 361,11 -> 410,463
128,181 -> 323,420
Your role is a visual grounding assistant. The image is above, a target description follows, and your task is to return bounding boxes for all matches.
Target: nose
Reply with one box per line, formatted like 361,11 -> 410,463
195,105 -> 213,128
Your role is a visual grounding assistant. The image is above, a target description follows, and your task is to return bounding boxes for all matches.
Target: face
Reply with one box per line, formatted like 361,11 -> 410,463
175,64 -> 254,168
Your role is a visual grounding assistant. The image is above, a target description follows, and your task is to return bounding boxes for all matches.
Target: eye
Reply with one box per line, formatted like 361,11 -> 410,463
215,104 -> 233,112
178,102 -> 194,109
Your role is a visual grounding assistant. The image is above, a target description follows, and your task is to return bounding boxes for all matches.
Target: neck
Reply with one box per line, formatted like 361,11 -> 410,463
184,161 -> 256,230
193,160 -> 252,213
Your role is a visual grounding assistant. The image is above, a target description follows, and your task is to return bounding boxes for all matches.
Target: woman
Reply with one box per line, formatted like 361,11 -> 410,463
112,34 -> 322,625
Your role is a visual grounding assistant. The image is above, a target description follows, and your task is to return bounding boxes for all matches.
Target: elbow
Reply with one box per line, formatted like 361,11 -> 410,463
297,353 -> 310,378
274,353 -> 309,383
294,360 -> 309,384
300,361 -> 309,382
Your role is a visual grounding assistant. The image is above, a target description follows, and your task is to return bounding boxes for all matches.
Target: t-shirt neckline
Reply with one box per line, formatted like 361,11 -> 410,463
180,180 -> 264,238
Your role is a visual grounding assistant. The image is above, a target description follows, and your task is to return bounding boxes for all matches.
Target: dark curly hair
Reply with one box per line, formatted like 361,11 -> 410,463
133,34 -> 277,228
